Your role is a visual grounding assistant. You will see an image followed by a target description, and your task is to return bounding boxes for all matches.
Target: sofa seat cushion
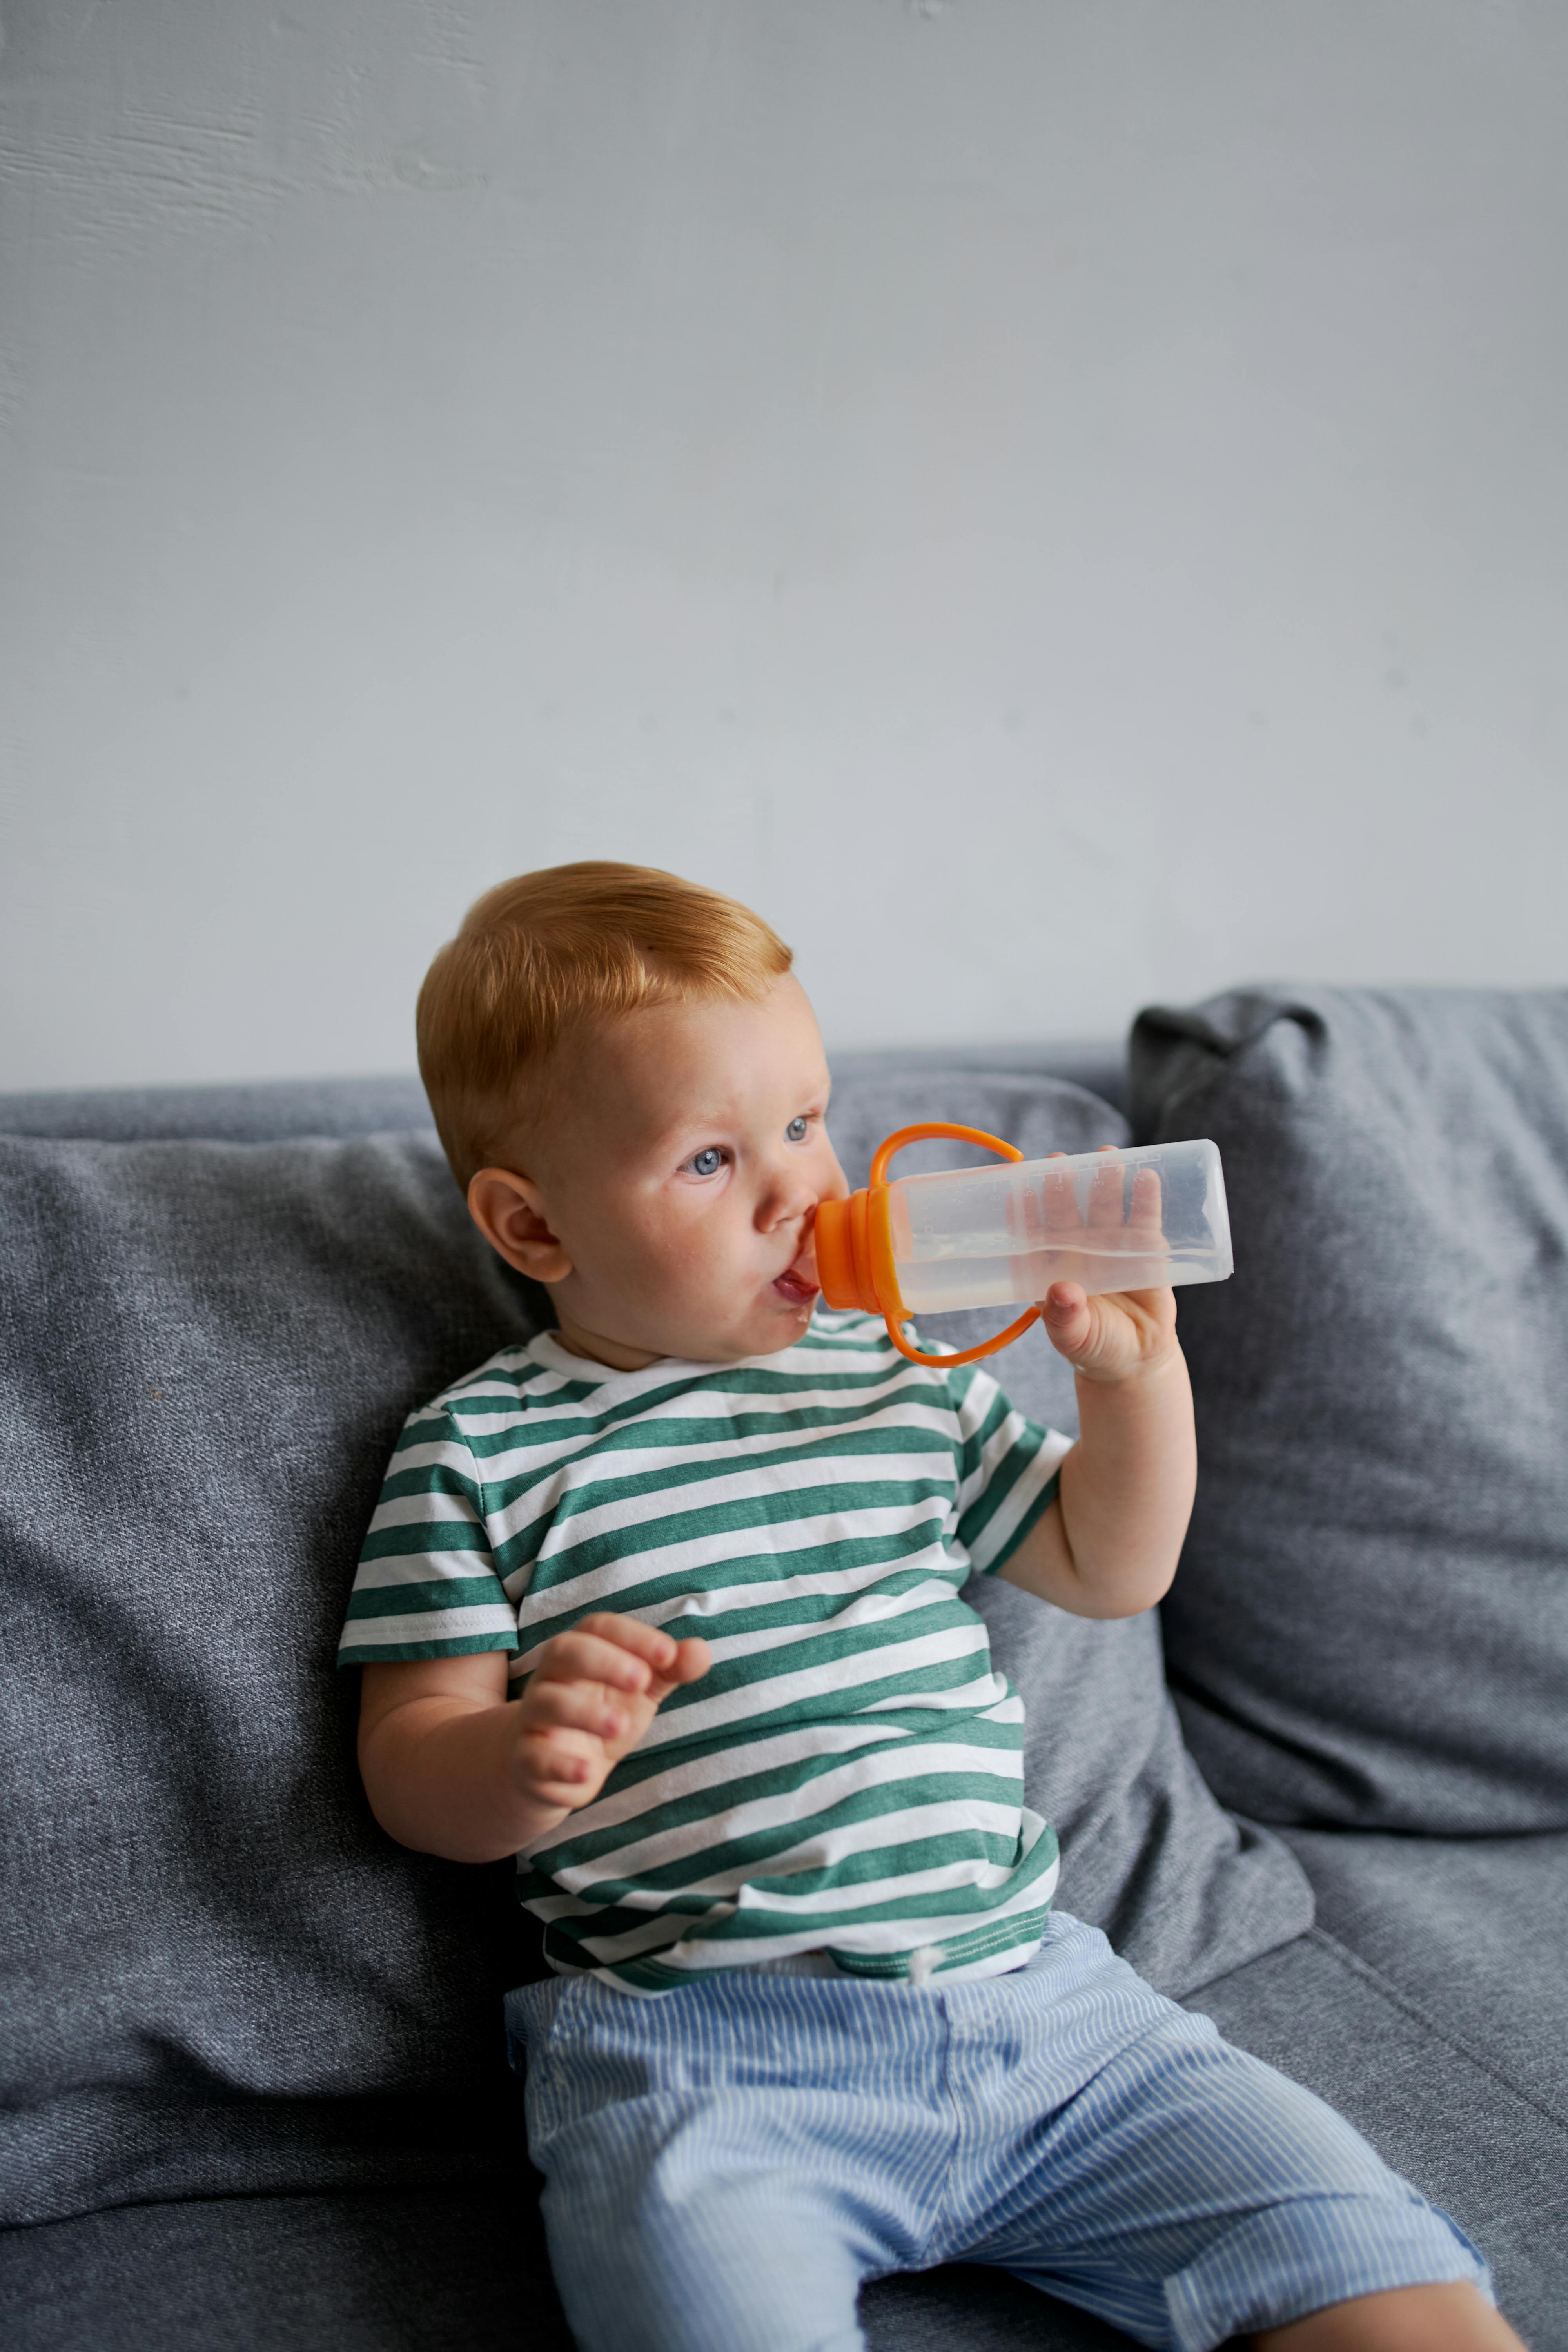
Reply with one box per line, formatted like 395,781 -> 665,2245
0,1069 -> 1310,2235
1281,1826 -> 1568,2124
0,2179 -> 569,2352
1131,985 -> 1568,1832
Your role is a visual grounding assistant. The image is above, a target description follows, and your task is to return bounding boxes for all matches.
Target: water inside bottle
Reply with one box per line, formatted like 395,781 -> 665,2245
886,1140 -> 1230,1313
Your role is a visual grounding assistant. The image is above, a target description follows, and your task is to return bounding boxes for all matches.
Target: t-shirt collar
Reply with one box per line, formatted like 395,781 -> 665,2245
526,1328 -> 782,1390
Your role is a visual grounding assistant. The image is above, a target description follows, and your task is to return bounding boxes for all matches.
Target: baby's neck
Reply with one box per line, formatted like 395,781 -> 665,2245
550,1312 -> 666,1374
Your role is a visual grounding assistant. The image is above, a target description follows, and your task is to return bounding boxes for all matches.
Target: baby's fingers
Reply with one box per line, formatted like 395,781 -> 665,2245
514,1722 -> 606,1802
523,1674 -> 638,1745
1128,1165 -> 1164,1233
1087,1150 -> 1125,1230
533,1626 -> 657,1698
1039,1282 -> 1176,1383
1040,1281 -> 1092,1346
643,1635 -> 713,1706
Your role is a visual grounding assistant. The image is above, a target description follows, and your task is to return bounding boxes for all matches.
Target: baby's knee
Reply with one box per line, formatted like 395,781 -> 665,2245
540,2160 -> 868,2352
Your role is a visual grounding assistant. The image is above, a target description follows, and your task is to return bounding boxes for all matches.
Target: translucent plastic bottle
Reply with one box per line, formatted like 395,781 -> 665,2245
815,1123 -> 1232,1367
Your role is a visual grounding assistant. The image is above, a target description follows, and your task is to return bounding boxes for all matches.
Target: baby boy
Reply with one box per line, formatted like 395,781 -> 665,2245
340,864 -> 1515,2352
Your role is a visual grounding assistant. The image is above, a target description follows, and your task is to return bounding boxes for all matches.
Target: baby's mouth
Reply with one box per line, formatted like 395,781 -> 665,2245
773,1233 -> 820,1305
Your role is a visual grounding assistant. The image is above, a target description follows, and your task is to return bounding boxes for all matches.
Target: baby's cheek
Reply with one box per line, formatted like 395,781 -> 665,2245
629,1228 -> 720,1307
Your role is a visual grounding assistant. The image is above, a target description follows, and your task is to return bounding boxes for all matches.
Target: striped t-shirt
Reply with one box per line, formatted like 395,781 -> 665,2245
339,1310 -> 1072,1995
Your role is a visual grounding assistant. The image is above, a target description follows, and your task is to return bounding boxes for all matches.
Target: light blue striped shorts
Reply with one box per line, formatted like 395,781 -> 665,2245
505,1912 -> 1490,2352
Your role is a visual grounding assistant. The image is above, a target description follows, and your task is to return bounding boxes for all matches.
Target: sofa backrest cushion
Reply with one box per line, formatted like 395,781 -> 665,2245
1131,986 -> 1568,1833
0,1066 -> 1310,2226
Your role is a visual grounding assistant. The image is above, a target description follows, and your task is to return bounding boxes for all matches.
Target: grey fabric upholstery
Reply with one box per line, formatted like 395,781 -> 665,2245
0,1074 -> 436,1143
1279,1826 -> 1568,2129
1130,985 -> 1568,1833
0,1040 -> 1128,1147
829,1043 -> 1130,1116
0,2175 -> 570,2352
0,1067 -> 1307,2289
0,1130 -> 548,2229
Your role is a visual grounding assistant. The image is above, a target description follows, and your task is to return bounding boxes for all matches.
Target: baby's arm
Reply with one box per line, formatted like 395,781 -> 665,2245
997,1277 -> 1196,1621
357,1615 -> 711,1864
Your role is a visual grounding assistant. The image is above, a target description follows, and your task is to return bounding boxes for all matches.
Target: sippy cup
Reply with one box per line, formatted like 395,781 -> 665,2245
814,1124 -> 1232,1367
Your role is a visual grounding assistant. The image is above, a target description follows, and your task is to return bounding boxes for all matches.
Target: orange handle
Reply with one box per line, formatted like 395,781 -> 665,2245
869,1121 -> 1022,1186
864,1123 -> 1042,1370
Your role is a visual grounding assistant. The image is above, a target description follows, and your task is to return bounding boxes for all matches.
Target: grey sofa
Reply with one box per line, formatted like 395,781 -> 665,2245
2,987 -> 1563,2351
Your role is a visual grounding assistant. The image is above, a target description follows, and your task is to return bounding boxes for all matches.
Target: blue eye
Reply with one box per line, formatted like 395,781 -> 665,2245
786,1116 -> 809,1143
689,1146 -> 725,1178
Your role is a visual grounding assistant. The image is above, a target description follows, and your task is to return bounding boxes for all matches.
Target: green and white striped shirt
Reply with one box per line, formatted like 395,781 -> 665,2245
339,1310 -> 1071,1995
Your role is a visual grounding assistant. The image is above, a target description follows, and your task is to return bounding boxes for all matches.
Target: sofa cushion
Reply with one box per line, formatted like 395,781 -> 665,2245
1131,986 -> 1568,1832
0,1074 -> 434,1144
0,2180 -> 565,2352
0,1067 -> 1308,2232
1280,1825 -> 1568,2125
0,1041 -> 1129,1146
0,1130 -> 547,2230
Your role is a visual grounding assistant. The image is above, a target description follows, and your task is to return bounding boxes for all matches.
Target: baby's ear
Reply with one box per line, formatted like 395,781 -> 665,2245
467,1168 -> 573,1283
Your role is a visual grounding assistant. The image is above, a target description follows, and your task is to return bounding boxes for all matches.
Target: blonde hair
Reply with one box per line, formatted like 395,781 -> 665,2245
416,862 -> 794,1186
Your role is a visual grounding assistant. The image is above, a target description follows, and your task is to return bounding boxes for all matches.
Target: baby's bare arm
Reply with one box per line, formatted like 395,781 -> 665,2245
358,1615 -> 711,1864
997,1280 -> 1196,1620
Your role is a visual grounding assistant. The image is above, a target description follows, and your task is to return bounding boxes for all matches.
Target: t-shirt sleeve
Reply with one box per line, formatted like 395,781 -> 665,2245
336,1402 -> 520,1666
940,1354 -> 1074,1576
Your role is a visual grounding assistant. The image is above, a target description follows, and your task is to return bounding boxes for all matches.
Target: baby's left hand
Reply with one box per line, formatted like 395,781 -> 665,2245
1039,1279 -> 1177,1384
1034,1151 -> 1178,1384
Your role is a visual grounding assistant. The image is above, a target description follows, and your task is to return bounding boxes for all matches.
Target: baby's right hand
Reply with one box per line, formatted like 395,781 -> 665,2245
510,1612 -> 711,1820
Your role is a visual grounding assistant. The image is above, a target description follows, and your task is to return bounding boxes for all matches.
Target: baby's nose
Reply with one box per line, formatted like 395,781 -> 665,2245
760,1171 -> 816,1229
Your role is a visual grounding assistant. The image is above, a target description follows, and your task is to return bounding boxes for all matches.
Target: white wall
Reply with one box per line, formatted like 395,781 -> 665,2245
2,0 -> 1565,1091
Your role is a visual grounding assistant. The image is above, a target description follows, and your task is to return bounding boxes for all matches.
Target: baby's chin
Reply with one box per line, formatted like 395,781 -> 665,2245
680,1294 -> 818,1364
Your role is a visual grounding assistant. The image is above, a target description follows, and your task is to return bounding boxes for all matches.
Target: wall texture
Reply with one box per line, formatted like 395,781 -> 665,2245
2,0 -> 1565,1089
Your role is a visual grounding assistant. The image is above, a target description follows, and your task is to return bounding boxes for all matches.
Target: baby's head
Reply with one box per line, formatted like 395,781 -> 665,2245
418,863 -> 848,1370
